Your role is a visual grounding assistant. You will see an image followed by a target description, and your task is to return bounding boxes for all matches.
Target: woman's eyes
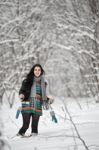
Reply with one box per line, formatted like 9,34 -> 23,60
35,69 -> 41,71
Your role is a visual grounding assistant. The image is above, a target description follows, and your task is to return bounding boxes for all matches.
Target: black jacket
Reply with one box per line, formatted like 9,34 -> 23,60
19,78 -> 33,101
19,78 -> 49,102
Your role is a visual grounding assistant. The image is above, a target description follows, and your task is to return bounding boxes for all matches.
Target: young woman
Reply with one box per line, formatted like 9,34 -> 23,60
17,64 -> 53,136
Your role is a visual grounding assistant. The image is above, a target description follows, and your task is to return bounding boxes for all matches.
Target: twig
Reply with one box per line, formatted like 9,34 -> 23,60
62,99 -> 89,150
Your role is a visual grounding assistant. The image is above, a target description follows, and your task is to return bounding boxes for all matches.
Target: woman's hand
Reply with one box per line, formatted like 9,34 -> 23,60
19,94 -> 25,99
48,97 -> 54,104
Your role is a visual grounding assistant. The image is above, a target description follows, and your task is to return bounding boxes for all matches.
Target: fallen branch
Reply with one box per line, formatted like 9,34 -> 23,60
62,99 -> 89,150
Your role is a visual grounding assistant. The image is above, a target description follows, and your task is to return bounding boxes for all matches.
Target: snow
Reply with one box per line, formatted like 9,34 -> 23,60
0,39 -> 18,44
2,97 -> 99,150
0,0 -> 99,149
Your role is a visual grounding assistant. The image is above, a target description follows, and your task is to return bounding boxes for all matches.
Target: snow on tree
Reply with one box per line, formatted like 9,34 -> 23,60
0,0 -> 98,101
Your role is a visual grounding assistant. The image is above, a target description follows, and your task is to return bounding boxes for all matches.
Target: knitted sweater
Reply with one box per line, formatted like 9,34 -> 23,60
21,80 -> 43,116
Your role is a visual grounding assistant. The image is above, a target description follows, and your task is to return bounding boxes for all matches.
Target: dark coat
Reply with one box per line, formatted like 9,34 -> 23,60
19,78 -> 48,102
19,78 -> 33,101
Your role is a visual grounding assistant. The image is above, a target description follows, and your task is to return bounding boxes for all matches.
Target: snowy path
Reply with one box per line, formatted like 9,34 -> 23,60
2,98 -> 99,150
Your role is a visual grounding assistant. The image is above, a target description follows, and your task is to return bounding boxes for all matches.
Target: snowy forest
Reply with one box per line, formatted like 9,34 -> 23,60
0,0 -> 99,150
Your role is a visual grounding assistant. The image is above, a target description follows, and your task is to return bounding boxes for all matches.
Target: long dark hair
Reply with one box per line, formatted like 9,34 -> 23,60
26,64 -> 45,80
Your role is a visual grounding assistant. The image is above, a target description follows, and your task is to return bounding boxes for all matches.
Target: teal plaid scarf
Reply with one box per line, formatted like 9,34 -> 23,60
30,75 -> 47,101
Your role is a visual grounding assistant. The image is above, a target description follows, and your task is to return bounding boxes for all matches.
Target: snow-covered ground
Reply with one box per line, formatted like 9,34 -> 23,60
2,97 -> 99,150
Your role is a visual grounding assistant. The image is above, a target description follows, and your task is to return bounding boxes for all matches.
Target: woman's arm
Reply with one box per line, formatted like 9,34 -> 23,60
45,81 -> 54,104
47,97 -> 54,104
19,79 -> 28,99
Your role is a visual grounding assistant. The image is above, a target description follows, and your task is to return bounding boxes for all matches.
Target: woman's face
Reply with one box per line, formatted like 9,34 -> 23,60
34,66 -> 42,77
